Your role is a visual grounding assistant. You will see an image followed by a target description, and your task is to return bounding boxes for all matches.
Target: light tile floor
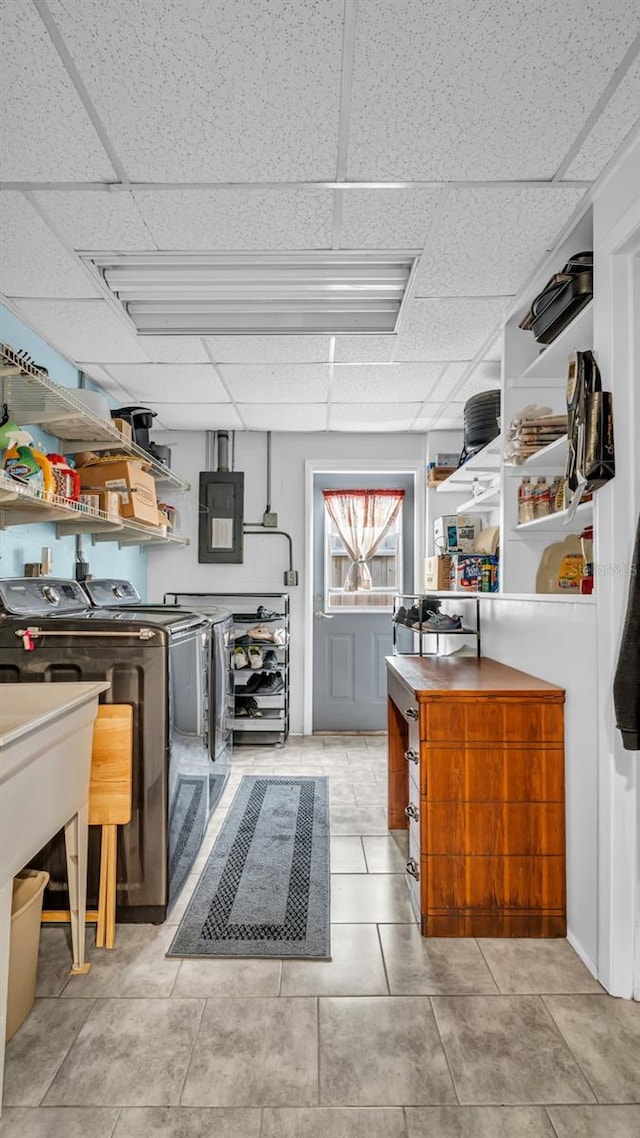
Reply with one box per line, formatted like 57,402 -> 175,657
2,736 -> 640,1138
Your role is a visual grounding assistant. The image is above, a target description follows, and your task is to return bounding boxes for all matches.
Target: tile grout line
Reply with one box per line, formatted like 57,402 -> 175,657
474,938 -> 502,994
36,995 -> 97,1107
108,1105 -> 123,1138
543,1105 -> 563,1137
175,997 -> 207,1106
538,995 -> 601,1105
375,923 -> 392,996
316,995 -> 322,1107
429,995 -> 461,1106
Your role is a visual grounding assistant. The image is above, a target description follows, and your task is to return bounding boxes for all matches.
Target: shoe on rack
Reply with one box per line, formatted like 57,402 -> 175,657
232,646 -> 248,669
394,606 -> 408,624
261,648 -> 277,671
236,695 -> 262,718
256,605 -> 280,622
272,628 -> 287,646
247,624 -> 273,641
242,672 -> 263,693
248,645 -> 264,669
256,671 -> 284,695
233,633 -> 252,647
422,612 -> 462,631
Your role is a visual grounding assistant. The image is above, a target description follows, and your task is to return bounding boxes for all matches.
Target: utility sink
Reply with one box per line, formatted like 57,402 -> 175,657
0,681 -> 109,1114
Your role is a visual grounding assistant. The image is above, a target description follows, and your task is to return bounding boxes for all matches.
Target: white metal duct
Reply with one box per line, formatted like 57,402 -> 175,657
86,252 -> 418,335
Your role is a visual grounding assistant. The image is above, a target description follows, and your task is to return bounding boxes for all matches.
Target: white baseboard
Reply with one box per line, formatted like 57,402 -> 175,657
567,929 -> 598,981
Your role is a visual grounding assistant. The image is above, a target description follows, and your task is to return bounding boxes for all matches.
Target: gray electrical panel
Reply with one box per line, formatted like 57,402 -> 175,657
198,471 -> 244,563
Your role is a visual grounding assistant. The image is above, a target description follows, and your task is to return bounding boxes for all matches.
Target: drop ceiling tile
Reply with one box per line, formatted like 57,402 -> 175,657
565,54 -> 640,179
329,402 -> 421,431
413,188 -> 586,296
78,364 -> 135,403
153,404 -> 243,431
348,0 -> 640,179
136,337 -> 209,364
239,404 -> 328,431
333,335 -> 397,363
428,360 -> 501,404
133,188 -> 332,250
340,189 -> 441,248
106,364 -> 227,403
14,300 -> 149,363
47,0 -> 343,181
33,192 -> 155,251
0,194 -> 99,299
0,0 -> 116,180
219,365 -> 329,403
456,361 -> 501,403
207,335 -> 331,364
332,363 -> 443,403
395,298 -> 506,361
414,403 -> 465,432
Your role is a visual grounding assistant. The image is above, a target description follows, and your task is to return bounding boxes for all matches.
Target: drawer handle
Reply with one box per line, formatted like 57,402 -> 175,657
404,747 -> 419,764
404,802 -> 419,821
405,707 -> 418,720
405,858 -> 420,881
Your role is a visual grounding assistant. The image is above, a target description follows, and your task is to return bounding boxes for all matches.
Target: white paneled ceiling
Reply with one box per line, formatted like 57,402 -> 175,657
1,0 -> 639,432
45,0 -> 345,182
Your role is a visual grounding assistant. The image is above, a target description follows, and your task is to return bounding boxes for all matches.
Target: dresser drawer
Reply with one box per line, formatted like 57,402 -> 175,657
421,854 -> 566,912
423,700 -> 564,745
423,802 -> 565,856
388,672 -> 420,731
422,745 -> 565,802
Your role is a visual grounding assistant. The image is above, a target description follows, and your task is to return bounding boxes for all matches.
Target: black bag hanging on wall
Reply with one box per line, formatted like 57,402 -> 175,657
613,514 -> 640,751
564,350 -> 615,515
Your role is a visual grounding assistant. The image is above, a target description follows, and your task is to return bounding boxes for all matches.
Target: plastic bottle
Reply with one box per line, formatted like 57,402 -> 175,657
534,477 -> 551,519
518,477 -> 533,525
2,430 -> 55,498
47,453 -> 81,501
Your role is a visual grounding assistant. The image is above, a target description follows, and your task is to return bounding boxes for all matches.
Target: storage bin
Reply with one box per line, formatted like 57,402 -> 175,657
6,870 -> 49,1041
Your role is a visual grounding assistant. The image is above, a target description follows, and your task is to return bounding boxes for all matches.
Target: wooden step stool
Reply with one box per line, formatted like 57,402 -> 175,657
41,705 -> 133,949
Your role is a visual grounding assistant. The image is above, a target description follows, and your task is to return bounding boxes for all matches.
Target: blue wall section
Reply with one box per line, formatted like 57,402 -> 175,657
0,304 -> 147,596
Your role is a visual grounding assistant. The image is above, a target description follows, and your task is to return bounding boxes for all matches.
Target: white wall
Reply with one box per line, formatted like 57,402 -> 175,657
148,429 -> 427,734
479,596 -> 598,972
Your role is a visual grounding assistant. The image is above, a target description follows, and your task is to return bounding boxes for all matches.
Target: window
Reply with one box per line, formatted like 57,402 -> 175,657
322,489 -> 404,612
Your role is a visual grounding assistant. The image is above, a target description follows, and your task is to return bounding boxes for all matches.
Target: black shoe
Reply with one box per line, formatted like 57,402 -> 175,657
242,673 -> 263,694
235,695 -> 262,718
261,648 -> 278,671
256,671 -> 284,695
257,605 -> 280,621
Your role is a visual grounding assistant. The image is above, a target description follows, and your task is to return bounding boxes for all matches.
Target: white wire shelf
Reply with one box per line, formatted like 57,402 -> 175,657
0,343 -> 189,491
0,471 -> 189,547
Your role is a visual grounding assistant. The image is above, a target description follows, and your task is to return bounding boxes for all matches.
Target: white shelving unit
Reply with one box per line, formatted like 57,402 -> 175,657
501,206 -> 595,595
0,341 -> 190,548
424,208 -> 596,598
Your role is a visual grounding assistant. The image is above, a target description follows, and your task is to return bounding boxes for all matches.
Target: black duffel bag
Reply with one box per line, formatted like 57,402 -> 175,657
520,252 -> 593,345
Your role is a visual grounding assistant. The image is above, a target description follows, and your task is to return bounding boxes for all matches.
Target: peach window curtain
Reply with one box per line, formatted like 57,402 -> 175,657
323,489 -> 405,592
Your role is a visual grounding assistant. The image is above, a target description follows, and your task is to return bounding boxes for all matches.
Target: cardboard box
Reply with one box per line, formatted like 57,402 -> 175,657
434,515 -> 481,553
433,452 -> 460,467
96,490 -> 121,519
424,555 -> 452,590
112,417 -> 133,442
450,554 -> 500,592
427,466 -> 457,486
79,461 -> 158,525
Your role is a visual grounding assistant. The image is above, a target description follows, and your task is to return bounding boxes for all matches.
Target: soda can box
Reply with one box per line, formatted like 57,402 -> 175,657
450,554 -> 500,592
434,515 -> 481,553
433,452 -> 460,468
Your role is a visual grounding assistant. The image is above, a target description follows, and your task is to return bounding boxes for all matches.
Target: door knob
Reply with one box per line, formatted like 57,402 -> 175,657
314,611 -> 334,620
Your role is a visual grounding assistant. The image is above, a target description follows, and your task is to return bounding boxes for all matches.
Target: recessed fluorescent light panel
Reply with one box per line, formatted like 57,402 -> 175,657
86,252 -> 418,335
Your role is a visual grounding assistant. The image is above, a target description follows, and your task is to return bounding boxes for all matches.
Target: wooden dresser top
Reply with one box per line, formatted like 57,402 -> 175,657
386,655 -> 565,700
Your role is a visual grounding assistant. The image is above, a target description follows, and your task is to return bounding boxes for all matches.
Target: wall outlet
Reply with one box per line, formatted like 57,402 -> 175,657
284,569 -> 299,586
263,511 -> 278,527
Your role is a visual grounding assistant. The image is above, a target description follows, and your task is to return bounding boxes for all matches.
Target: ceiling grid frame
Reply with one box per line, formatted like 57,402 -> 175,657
1,1 -> 638,431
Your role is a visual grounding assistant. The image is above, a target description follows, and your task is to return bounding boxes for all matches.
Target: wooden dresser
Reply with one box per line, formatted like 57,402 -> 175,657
387,655 -> 566,937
